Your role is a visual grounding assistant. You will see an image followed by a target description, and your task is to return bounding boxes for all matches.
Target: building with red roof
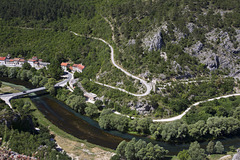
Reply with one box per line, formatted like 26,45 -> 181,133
72,64 -> 85,73
61,62 -> 70,71
19,58 -> 26,65
0,57 -> 6,65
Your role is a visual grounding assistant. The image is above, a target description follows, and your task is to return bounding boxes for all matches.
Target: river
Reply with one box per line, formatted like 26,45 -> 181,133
1,77 -> 240,155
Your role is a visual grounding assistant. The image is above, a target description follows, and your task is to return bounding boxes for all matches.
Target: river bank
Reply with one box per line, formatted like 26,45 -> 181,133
1,82 -> 115,160
1,78 -> 240,157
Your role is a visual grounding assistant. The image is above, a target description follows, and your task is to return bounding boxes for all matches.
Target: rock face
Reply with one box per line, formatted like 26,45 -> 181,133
183,28 -> 240,75
128,101 -> 154,115
143,29 -> 164,51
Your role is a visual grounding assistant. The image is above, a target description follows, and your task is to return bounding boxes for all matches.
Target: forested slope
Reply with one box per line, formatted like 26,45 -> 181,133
1,0 -> 240,116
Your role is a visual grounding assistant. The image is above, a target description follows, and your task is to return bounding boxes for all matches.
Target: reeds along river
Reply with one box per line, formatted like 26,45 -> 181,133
1,77 -> 240,155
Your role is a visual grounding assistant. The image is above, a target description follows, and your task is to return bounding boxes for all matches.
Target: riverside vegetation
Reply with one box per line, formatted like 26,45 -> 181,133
0,98 -> 70,159
1,0 -> 240,159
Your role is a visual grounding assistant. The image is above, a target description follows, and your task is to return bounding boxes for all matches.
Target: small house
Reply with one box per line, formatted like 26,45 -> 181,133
61,62 -> 70,71
6,59 -> 14,65
28,59 -> 37,67
0,57 -> 6,65
13,58 -> 20,65
39,62 -> 50,69
19,58 -> 26,65
72,64 -> 85,73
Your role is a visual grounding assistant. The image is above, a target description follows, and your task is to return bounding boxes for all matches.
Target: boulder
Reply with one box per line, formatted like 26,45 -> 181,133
232,149 -> 240,160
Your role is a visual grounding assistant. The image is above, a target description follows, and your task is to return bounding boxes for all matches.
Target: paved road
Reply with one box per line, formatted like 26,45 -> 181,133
153,93 -> 240,122
71,31 -> 152,97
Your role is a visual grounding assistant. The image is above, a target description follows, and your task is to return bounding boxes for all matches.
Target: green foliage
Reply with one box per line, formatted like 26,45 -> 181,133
116,140 -> 127,158
0,99 -> 70,159
214,141 -> 224,154
184,91 -> 237,124
84,103 -> 99,118
206,141 -> 215,154
44,78 -> 56,96
65,94 -> 86,113
188,141 -> 206,160
115,138 -> 168,160
95,100 -> 103,108
72,86 -> 84,97
177,149 -> 190,160
128,118 -> 152,135
99,109 -> 129,132
22,62 -> 32,70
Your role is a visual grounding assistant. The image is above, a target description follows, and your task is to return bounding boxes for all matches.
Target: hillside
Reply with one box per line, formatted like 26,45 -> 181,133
0,0 -> 240,116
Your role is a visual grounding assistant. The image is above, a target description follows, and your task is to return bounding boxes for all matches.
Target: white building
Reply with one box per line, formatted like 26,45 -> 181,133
61,62 -> 70,71
0,57 -> 6,65
72,64 -> 85,73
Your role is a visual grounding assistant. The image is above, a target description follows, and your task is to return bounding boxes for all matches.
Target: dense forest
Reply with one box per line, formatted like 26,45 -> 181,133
1,0 -> 240,158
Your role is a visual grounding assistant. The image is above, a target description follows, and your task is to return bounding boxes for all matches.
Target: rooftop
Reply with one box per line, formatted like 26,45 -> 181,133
61,62 -> 69,66
28,59 -> 37,62
0,57 -> 6,61
73,64 -> 85,70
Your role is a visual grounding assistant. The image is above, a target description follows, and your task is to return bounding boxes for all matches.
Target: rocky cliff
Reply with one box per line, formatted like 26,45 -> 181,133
142,24 -> 240,79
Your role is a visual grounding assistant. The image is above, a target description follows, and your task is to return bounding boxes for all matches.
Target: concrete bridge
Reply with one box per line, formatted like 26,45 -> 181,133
0,72 -> 73,109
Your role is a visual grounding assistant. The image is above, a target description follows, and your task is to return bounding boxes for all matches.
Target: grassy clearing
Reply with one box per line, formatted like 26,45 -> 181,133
0,84 -> 19,94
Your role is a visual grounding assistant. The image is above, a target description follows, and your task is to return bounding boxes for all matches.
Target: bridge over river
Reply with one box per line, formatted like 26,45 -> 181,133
0,72 -> 73,108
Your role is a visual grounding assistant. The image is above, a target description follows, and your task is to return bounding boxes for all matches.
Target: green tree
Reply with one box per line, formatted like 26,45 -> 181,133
84,103 -> 98,118
44,78 -> 57,96
188,141 -> 206,160
116,140 -> 127,158
72,86 -> 84,96
214,141 -> 224,154
233,107 -> 240,120
22,62 -> 31,70
95,100 -> 103,108
66,95 -> 86,113
8,67 -> 18,78
125,138 -> 136,160
48,59 -> 63,80
206,141 -> 215,154
136,118 -> 152,134
177,149 -> 190,160
0,81 -> 2,88
39,77 -> 48,87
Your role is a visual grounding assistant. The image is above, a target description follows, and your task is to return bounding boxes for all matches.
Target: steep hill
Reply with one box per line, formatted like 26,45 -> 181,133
1,0 -> 240,116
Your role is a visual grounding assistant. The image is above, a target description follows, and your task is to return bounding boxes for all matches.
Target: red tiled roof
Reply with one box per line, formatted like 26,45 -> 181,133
72,64 -> 85,70
61,62 -> 69,66
14,58 -> 20,61
19,59 -> 25,62
69,66 -> 73,70
9,59 -> 14,62
28,59 -> 36,62
77,64 -> 85,70
0,57 -> 6,61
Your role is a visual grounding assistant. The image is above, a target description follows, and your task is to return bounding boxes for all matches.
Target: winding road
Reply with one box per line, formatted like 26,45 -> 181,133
153,93 -> 240,122
70,31 -> 152,97
70,31 -> 240,122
